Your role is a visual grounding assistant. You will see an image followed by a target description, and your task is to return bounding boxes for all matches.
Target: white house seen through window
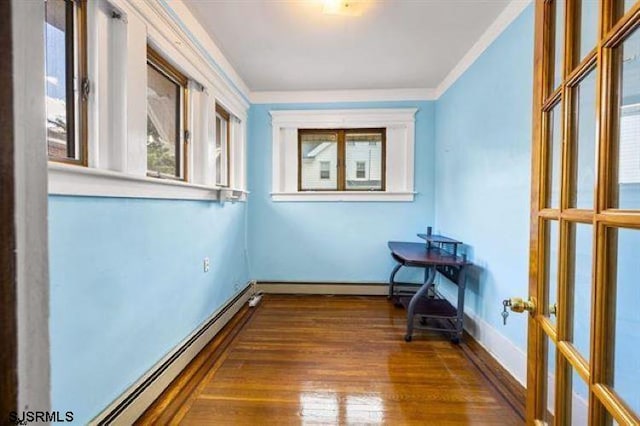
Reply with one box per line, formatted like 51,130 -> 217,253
298,129 -> 385,191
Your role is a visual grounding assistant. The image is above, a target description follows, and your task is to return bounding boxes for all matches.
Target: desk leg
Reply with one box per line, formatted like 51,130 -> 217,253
388,263 -> 402,299
452,266 -> 467,344
405,267 -> 436,342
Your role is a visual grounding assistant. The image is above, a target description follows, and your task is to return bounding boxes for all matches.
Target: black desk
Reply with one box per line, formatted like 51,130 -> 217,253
388,237 -> 469,343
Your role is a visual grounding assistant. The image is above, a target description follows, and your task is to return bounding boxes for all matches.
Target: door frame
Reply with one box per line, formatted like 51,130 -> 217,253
0,0 -> 18,418
7,0 -> 52,415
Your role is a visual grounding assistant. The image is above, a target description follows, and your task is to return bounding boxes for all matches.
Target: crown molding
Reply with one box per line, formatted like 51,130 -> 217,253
250,0 -> 531,105
250,88 -> 436,104
153,0 -> 252,106
435,0 -> 532,98
150,0 -> 530,106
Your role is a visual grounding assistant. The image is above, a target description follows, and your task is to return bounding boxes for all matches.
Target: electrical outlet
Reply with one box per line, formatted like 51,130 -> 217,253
203,257 -> 210,272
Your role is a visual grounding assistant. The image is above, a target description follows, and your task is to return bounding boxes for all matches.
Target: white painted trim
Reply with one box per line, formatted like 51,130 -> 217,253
435,0 -> 532,98
271,191 -> 415,202
90,283 -> 255,425
251,88 -> 436,104
270,108 -> 418,126
48,162 -> 251,201
460,307 -> 527,386
270,108 -> 417,202
13,0 -> 51,413
133,0 -> 250,112
158,0 -> 251,101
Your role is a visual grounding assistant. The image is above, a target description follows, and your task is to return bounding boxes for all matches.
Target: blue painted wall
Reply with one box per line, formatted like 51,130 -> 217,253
49,196 -> 249,423
433,4 -> 534,349
247,101 -> 436,283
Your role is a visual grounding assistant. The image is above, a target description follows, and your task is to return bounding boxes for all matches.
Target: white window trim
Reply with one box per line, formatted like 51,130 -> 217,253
270,108 -> 417,202
49,162 -> 249,201
46,0 -> 249,202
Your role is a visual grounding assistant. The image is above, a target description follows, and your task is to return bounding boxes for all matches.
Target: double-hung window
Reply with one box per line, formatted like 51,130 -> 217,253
146,46 -> 189,180
45,0 -> 88,165
215,104 -> 231,187
298,128 -> 385,191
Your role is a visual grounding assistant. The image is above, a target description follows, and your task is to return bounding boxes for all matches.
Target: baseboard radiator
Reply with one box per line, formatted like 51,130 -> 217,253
256,281 -> 392,295
91,283 -> 254,425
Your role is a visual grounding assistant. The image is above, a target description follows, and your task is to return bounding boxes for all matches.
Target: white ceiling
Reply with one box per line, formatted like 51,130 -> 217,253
184,0 -> 513,92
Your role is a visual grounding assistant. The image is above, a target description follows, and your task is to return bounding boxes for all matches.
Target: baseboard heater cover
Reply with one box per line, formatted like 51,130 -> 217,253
91,283 -> 254,425
256,281 -> 395,295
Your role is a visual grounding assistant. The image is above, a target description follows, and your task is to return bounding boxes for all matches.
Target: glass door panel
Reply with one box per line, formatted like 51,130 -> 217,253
570,223 -> 593,360
612,227 -> 640,415
577,0 -> 598,62
571,70 -> 597,209
623,0 -> 636,15
570,367 -> 589,425
546,220 -> 560,326
549,103 -> 564,208
614,27 -> 640,209
544,336 -> 557,424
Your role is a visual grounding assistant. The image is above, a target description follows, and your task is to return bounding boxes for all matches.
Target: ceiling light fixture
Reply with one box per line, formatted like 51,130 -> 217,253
322,0 -> 362,16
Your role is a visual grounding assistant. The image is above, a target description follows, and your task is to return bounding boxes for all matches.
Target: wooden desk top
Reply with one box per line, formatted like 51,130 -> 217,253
388,241 -> 467,266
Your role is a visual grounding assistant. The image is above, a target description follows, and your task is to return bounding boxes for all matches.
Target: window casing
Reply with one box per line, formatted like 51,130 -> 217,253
146,46 -> 189,180
298,128 -> 386,192
215,104 -> 231,187
45,0 -> 88,165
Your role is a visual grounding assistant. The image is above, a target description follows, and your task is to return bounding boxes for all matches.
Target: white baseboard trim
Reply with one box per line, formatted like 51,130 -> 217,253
90,281 -> 255,425
437,285 -> 527,387
459,307 -> 527,386
259,281 -> 527,387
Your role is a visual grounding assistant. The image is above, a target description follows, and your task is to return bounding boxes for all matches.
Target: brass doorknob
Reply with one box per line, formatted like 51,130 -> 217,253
506,297 -> 537,314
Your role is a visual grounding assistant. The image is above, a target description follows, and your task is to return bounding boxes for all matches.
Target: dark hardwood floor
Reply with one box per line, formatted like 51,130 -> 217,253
139,295 -> 524,425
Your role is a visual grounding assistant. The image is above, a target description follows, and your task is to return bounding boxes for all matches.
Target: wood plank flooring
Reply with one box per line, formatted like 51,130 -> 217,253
143,295 -> 524,425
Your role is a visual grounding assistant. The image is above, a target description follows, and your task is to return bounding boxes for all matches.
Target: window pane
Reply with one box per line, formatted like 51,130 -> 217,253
613,228 -> 640,415
300,133 -> 338,190
147,64 -> 180,177
546,220 -> 560,326
577,0 -> 598,62
45,0 -> 77,160
216,113 -> 229,186
548,103 -> 563,208
572,70 -> 597,209
615,27 -> 640,209
570,367 -> 589,425
570,223 -> 592,361
553,0 -> 566,89
345,132 -> 383,190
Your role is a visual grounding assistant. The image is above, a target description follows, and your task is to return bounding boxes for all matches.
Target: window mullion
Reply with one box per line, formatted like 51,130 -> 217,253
65,0 -> 76,160
338,130 -> 345,191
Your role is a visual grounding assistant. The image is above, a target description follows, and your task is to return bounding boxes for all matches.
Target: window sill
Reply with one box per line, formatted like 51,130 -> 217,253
270,191 -> 415,202
48,162 -> 248,201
